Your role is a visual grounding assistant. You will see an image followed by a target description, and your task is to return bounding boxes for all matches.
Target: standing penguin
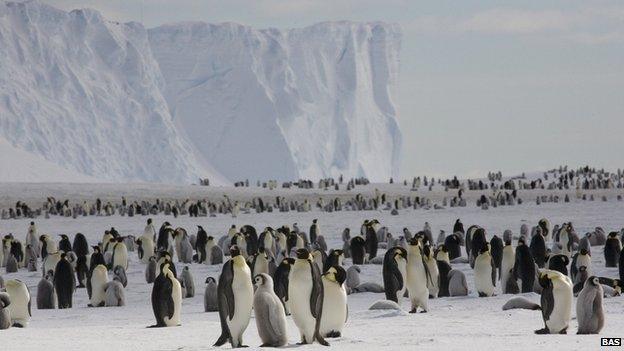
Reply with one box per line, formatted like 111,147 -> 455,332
288,248 -> 329,346
204,277 -> 219,312
319,265 -> 348,338
490,235 -> 504,276
111,238 -> 128,270
474,243 -> 496,297
576,276 -> 604,334
0,292 -> 10,330
309,219 -> 319,244
253,273 -> 288,347
383,247 -> 408,303
214,246 -> 254,348
273,258 -> 294,315
145,256 -> 157,284
448,269 -> 469,296
444,233 -> 462,260
530,229 -> 547,268
5,279 -> 30,327
535,269 -> 572,334
53,254 -> 75,309
548,254 -> 570,276
37,271 -> 56,309
350,237 -> 366,265
136,235 -> 155,264
89,264 -> 109,307
180,266 -> 195,298
604,232 -> 621,268
423,245 -> 440,298
406,239 -> 430,313
104,277 -> 125,307
150,260 -> 182,327
195,226 -> 209,263
25,222 -> 39,258
514,238 -> 536,293
501,237 -> 516,294
365,225 -> 378,261
58,235 -> 72,253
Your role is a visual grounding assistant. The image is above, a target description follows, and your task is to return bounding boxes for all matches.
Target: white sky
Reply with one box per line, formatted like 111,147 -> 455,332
46,0 -> 624,178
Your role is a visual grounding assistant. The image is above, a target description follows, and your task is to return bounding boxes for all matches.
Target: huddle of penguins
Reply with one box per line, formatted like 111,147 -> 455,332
0,215 -> 620,344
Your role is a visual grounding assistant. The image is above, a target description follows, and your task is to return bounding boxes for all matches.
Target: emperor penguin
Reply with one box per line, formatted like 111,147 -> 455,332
136,235 -> 155,264
383,247 -> 408,303
0,292 -> 10,330
514,237 -> 536,293
178,232 -> 193,264
423,245 -> 440,298
350,236 -> 366,265
253,273 -> 288,347
43,251 -> 62,278
311,249 -> 327,272
288,248 -> 329,345
111,238 -> 128,270
443,233 -> 462,260
406,238 -> 430,313
604,232 -> 621,267
25,222 -> 39,258
474,243 -> 496,297
104,277 -> 125,307
89,264 -> 109,307
535,269 -> 572,334
345,265 -> 361,292
320,265 -> 348,338
214,246 -> 254,348
37,271 -> 56,309
204,277 -> 218,312
501,237 -> 516,294
58,234 -> 72,253
113,265 -> 128,288
538,218 -> 551,242
576,276 -> 604,334
180,266 -> 195,298
39,234 -> 57,260
145,256 -> 157,283
5,279 -> 30,327
273,258 -> 294,315
250,248 -> 272,278
54,254 -> 75,309
150,260 -> 182,327
530,228 -> 547,268
323,249 -> 344,272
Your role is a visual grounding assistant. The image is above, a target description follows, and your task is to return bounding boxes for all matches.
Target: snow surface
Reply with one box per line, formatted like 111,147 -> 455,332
1,183 -> 624,350
0,0 -> 402,184
149,21 -> 402,181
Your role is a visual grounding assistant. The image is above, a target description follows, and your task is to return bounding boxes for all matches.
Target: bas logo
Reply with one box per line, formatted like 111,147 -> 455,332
601,338 -> 622,346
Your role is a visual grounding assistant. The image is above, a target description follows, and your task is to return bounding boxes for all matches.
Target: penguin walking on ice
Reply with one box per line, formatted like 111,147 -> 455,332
576,276 -> 604,334
535,269 -> 572,334
4,279 -> 31,327
214,246 -> 254,348
150,260 -> 182,327
474,243 -> 496,297
319,265 -> 348,338
383,247 -> 407,303
406,239 -> 430,313
253,273 -> 288,347
288,248 -> 329,346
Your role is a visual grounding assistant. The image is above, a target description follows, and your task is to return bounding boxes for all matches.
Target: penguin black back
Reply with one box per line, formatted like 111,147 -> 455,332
514,242 -> 536,293
54,255 -> 75,309
444,234 -> 461,260
365,226 -> 378,260
382,247 -> 406,302
350,237 -> 366,265
530,230 -> 547,268
72,233 -> 89,257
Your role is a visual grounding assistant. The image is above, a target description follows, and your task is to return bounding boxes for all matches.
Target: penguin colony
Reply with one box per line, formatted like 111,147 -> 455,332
0,214 -> 621,342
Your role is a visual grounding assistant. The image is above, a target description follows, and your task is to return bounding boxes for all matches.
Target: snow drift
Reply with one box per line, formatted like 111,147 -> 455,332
0,0 -> 402,183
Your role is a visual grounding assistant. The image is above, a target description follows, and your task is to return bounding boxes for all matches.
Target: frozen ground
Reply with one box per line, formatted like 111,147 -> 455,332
1,184 -> 623,350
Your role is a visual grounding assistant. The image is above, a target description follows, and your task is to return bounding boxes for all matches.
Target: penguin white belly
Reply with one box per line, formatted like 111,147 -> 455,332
253,259 -> 269,277
406,261 -> 428,311
547,285 -> 572,333
577,255 -> 591,271
91,276 -> 108,306
205,242 -> 215,265
425,259 -> 439,298
320,282 -> 347,336
164,273 -> 182,326
142,238 -> 155,263
113,246 -> 128,270
474,256 -> 495,296
227,266 -> 253,342
43,254 -> 61,275
263,236 -> 274,255
296,236 -> 304,249
501,248 -> 515,293
7,284 -> 30,327
289,267 -> 316,341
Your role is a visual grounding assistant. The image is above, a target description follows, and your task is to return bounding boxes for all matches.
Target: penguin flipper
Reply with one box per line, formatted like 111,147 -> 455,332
215,261 -> 234,346
540,284 -> 554,322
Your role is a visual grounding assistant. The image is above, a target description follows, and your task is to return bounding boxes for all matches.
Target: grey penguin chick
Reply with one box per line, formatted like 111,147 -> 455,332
252,273 -> 287,347
113,265 -> 128,288
36,271 -> 56,309
502,296 -> 541,310
448,269 -> 468,296
346,265 -> 361,290
104,277 -> 125,307
181,266 -> 195,298
145,256 -> 157,284
0,292 -> 10,330
204,277 -> 218,312
576,276 -> 604,334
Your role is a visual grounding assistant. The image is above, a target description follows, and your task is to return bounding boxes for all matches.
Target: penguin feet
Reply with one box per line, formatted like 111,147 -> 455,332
12,323 -> 24,328
558,328 -> 567,334
409,308 -> 417,314
326,331 -> 342,338
534,328 -> 550,334
420,310 -> 428,314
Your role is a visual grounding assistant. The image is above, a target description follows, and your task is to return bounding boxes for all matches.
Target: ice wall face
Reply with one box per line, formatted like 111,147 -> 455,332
0,0 -> 211,183
149,21 -> 402,181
